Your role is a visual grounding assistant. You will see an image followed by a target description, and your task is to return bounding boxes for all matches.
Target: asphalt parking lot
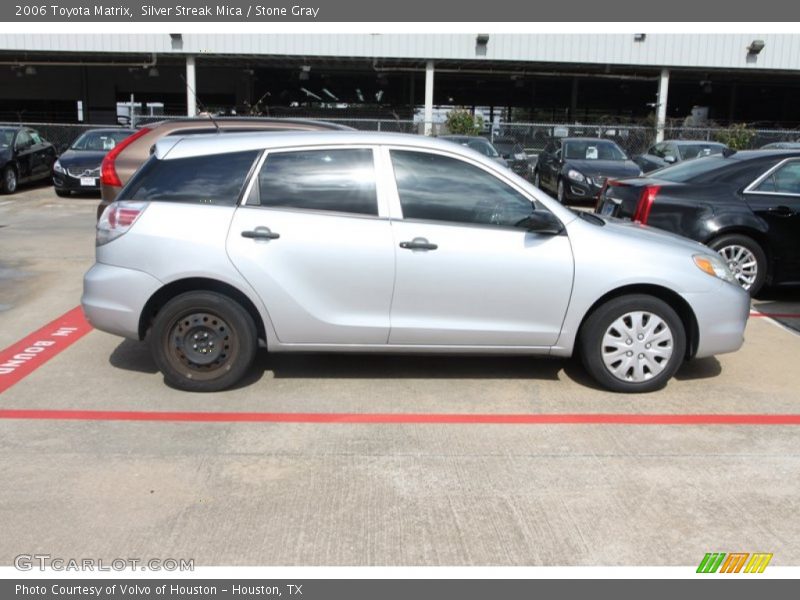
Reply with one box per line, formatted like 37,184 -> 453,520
1,183 -> 800,567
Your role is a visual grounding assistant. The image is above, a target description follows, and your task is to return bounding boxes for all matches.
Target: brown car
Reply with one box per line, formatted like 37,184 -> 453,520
98,117 -> 353,219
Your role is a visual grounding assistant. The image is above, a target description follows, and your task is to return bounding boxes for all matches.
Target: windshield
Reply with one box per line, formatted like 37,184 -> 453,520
564,140 -> 627,161
70,130 -> 134,151
678,144 -> 725,160
0,128 -> 15,149
653,155 -> 735,182
466,138 -> 499,158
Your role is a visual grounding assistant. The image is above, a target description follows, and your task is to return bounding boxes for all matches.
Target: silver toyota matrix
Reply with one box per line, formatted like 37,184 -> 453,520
82,131 -> 749,393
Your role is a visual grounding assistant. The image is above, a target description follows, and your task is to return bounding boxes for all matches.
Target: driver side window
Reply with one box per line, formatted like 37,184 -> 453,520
390,150 -> 535,228
15,130 -> 32,151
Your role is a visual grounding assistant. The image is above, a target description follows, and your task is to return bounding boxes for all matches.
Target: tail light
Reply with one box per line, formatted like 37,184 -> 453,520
100,127 -> 151,188
97,201 -> 148,246
633,185 -> 661,224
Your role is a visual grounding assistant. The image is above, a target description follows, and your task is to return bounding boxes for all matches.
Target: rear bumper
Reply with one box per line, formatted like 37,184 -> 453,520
81,262 -> 162,340
686,282 -> 750,359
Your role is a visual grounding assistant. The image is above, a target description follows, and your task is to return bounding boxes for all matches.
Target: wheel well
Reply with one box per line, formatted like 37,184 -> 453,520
703,227 -> 772,280
577,284 -> 700,359
138,278 -> 267,343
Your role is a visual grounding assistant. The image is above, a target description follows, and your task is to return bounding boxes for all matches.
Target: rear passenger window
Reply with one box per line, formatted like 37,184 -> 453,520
754,161 -> 800,195
255,149 -> 377,216
122,150 -> 258,205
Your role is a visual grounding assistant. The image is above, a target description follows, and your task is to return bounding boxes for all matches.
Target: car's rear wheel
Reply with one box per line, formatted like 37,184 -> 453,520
149,291 -> 258,392
707,234 -> 766,296
579,294 -> 686,393
2,166 -> 17,194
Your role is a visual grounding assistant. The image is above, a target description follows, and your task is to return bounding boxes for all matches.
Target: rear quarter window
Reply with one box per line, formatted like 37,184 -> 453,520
119,150 -> 259,206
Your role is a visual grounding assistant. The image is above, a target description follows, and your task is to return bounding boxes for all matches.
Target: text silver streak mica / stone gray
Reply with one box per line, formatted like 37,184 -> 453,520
82,131 -> 749,393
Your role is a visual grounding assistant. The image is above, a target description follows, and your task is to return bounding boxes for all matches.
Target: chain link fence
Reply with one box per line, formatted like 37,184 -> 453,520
5,116 -> 799,158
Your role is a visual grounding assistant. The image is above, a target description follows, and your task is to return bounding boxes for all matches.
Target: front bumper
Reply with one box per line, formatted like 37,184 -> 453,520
81,263 -> 163,340
564,177 -> 606,201
53,172 -> 101,192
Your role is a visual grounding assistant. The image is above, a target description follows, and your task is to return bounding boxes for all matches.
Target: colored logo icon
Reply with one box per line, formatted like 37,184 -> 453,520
697,552 -> 773,573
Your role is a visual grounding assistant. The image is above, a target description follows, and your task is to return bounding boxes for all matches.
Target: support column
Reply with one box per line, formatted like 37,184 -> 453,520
424,60 -> 434,136
656,68 -> 670,143
186,55 -> 197,117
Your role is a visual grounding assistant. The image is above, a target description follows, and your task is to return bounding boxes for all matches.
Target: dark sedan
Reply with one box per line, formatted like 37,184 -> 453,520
634,140 -> 728,173
533,137 -> 641,203
53,128 -> 135,196
492,137 -> 532,179
595,149 -> 800,295
1,126 -> 57,194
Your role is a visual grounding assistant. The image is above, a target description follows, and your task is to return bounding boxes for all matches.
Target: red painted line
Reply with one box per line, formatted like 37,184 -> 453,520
0,307 -> 93,395
750,312 -> 800,318
1,409 -> 799,425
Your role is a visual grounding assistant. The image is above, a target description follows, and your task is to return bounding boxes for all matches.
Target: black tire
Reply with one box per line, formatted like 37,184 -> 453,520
148,291 -> 258,392
55,188 -> 70,197
2,166 -> 17,194
579,294 -> 686,393
707,234 -> 767,296
557,178 -> 566,204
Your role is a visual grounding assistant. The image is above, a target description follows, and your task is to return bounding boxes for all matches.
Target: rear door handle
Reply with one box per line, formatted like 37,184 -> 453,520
767,206 -> 795,218
399,238 -> 438,251
241,227 -> 280,240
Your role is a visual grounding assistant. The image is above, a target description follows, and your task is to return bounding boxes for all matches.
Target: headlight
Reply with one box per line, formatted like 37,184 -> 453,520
567,169 -> 585,183
693,254 -> 736,284
53,160 -> 65,174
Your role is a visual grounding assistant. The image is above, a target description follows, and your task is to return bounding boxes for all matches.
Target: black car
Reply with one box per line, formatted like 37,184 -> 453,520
53,128 -> 136,196
595,149 -> 800,295
0,126 -> 57,194
533,137 -> 641,203
634,140 -> 728,173
439,135 -> 508,168
492,136 -> 532,179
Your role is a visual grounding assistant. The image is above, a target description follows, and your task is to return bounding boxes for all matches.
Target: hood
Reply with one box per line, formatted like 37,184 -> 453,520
58,149 -> 107,170
600,216 -> 709,254
566,159 -> 641,179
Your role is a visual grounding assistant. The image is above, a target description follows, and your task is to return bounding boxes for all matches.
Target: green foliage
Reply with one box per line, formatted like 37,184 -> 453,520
445,109 -> 484,136
714,123 -> 757,150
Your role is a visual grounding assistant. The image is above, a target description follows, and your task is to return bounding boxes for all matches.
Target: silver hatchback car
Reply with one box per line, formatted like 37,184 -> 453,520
82,131 -> 749,393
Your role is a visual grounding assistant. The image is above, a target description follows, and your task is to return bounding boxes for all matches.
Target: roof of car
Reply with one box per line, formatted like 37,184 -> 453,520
144,117 -> 353,132
154,131 -> 503,161
663,140 -> 726,146
559,137 -> 619,143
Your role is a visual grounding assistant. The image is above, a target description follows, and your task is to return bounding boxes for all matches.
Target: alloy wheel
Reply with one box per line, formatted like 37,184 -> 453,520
718,244 -> 758,290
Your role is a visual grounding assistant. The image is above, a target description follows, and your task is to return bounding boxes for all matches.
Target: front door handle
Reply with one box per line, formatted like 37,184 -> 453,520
399,237 -> 438,251
241,227 -> 280,240
767,206 -> 795,218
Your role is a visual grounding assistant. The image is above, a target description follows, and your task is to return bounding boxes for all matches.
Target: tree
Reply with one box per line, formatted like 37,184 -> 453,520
445,109 -> 484,136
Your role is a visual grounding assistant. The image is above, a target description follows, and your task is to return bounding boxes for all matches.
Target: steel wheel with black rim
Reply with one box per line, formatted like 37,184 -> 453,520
2,166 -> 17,194
149,291 -> 258,392
707,234 -> 767,296
579,294 -> 686,393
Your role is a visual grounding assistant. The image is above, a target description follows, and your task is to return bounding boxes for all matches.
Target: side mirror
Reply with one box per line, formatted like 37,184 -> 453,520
517,209 -> 564,235
664,155 -> 677,164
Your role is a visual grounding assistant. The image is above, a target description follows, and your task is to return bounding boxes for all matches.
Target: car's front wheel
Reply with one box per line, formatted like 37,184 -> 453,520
557,178 -> 566,203
149,291 -> 258,392
707,234 -> 766,296
2,166 -> 17,194
579,294 -> 686,393
55,188 -> 70,197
